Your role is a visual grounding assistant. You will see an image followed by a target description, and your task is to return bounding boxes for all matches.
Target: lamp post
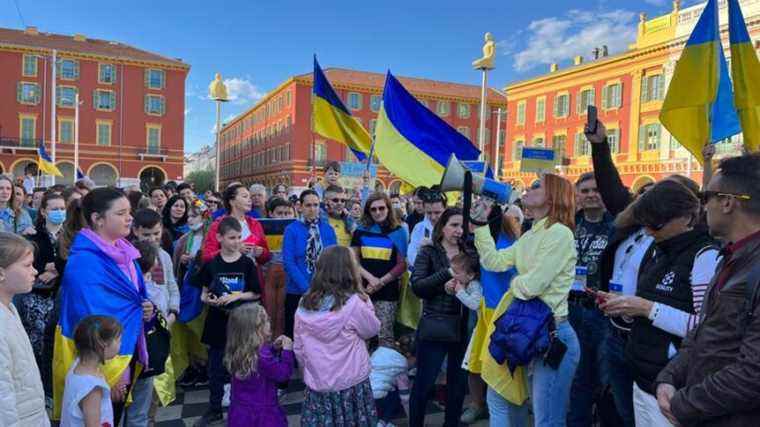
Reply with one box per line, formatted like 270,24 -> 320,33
209,74 -> 229,191
473,32 -> 496,161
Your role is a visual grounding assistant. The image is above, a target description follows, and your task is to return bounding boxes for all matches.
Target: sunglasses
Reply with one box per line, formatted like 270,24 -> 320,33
370,206 -> 388,213
699,190 -> 752,205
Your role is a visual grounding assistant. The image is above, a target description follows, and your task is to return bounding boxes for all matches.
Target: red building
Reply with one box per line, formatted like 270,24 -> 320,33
219,68 -> 507,193
0,26 -> 189,188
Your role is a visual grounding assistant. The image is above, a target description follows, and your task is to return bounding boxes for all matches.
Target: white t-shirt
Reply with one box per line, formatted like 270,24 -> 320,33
60,360 -> 113,427
610,228 -> 655,296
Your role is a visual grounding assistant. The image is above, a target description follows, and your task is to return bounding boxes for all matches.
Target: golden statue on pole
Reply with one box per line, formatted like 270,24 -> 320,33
209,73 -> 229,191
472,32 -> 496,70
209,73 -> 229,101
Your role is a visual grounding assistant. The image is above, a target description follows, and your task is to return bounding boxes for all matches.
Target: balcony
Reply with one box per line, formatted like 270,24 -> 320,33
0,137 -> 41,154
137,145 -> 168,162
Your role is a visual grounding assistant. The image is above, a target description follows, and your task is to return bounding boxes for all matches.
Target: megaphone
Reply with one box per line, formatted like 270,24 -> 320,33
440,154 -> 515,205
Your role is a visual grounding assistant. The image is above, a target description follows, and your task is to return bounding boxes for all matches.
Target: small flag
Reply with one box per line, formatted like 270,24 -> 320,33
37,144 -> 63,176
76,167 -> 85,180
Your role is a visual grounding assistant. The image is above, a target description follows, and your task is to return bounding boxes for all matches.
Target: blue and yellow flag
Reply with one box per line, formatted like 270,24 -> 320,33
313,57 -> 372,161
659,0 -> 740,163
729,0 -> 760,152
37,143 -> 62,176
53,233 -> 147,419
259,218 -> 296,252
374,71 -> 480,187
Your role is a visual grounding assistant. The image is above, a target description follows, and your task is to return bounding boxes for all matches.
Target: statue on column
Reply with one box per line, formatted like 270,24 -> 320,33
472,32 -> 496,70
209,73 -> 228,101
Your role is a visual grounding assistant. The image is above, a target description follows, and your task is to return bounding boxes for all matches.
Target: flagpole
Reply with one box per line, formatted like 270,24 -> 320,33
51,49 -> 57,185
74,92 -> 80,186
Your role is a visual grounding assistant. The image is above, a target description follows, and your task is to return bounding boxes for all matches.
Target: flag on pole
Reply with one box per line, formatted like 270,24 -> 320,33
312,56 -> 372,161
37,144 -> 63,176
728,0 -> 760,152
374,71 -> 480,187
659,0 -> 740,163
76,167 -> 85,180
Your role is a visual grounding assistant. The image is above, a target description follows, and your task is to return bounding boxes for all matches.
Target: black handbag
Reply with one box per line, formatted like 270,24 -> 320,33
141,313 -> 171,378
417,308 -> 463,343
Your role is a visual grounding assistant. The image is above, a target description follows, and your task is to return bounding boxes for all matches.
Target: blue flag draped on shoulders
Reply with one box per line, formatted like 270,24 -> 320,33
53,232 -> 147,420
374,71 -> 480,187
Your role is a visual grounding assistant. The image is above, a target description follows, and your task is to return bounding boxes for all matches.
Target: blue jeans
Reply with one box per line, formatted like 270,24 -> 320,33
606,328 -> 635,427
567,303 -> 609,427
409,337 -> 467,427
123,376 -> 154,427
531,320 -> 580,427
207,346 -> 229,412
486,387 -> 530,427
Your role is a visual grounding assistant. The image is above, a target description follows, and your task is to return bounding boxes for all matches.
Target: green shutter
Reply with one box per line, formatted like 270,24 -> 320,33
641,76 -> 649,103
16,82 -> 21,103
639,125 -> 647,151
615,83 -> 622,107
589,88 -> 595,107
653,124 -> 661,149
553,96 -> 559,117
576,92 -> 582,115
144,95 -> 149,113
601,86 -> 608,110
74,60 -> 80,79
657,75 -> 665,100
144,69 -> 149,88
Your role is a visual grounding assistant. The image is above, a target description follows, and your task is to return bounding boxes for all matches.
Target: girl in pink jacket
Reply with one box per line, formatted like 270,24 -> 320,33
294,246 -> 381,427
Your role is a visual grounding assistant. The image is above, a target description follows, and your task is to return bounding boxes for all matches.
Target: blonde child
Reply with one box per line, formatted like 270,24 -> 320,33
60,315 -> 123,427
224,303 -> 294,427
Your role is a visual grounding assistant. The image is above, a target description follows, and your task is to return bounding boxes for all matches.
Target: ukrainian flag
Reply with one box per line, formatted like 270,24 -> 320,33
313,56 -> 372,161
37,143 -> 62,176
360,234 -> 394,261
53,233 -> 148,419
374,71 -> 480,187
660,0 -> 740,163
260,218 -> 296,252
729,0 -> 760,152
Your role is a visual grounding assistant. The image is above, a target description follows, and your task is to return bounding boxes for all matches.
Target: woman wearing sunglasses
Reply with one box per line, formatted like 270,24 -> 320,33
597,179 -> 720,427
350,192 -> 408,346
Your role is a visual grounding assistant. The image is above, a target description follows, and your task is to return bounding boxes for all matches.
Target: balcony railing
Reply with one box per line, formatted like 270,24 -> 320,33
0,137 -> 41,152
137,145 -> 168,161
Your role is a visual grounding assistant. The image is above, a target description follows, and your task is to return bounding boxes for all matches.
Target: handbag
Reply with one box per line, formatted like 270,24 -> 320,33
417,306 -> 463,343
141,313 -> 171,378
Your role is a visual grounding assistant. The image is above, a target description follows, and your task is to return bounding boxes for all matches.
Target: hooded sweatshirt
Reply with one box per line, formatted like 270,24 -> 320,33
293,294 -> 380,392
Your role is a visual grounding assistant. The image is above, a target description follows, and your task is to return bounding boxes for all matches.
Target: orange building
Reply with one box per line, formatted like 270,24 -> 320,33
218,68 -> 507,193
0,26 -> 189,188
501,0 -> 752,192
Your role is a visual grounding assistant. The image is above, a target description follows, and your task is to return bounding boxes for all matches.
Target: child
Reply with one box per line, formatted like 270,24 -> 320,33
263,197 -> 295,337
449,252 -> 482,314
294,246 -> 380,427
195,216 -> 262,426
60,315 -> 123,427
225,303 -> 294,427
0,232 -> 50,426
370,334 -> 416,427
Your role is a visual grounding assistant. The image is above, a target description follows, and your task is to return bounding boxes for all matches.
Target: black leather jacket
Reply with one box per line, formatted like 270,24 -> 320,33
411,244 -> 463,316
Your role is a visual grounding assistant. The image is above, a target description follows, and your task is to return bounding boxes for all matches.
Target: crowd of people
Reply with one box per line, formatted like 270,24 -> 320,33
1,127 -> 760,427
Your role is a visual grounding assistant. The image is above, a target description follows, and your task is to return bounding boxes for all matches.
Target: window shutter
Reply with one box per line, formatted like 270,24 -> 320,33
638,125 -> 646,151
601,86 -> 608,110
641,76 -> 649,103
654,124 -> 661,149
93,90 -> 98,109
615,83 -> 622,108
74,61 -> 80,79
589,88 -> 595,107
576,92 -> 582,115
144,95 -> 149,113
144,70 -> 149,88
553,97 -> 559,117
657,75 -> 665,100
161,98 -> 166,115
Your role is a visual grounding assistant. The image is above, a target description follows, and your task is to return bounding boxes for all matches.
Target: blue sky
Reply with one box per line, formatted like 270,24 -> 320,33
2,0 -> 698,153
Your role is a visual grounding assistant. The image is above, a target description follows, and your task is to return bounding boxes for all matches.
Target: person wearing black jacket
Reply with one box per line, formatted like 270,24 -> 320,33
409,208 -> 470,427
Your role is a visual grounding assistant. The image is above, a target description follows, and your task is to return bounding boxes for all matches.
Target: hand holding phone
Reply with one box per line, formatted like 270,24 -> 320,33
586,105 -> 598,134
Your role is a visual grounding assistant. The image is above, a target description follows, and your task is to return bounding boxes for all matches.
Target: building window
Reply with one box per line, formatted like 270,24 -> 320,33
554,94 -> 569,118
552,134 -> 567,161
607,128 -> 621,153
437,101 -> 450,117
315,142 -> 327,164
347,92 -> 362,111
147,125 -> 161,154
533,137 -> 545,147
99,63 -> 116,84
370,95 -> 382,112
639,123 -> 661,151
58,59 -> 79,80
57,86 -> 78,108
577,88 -> 595,114
17,82 -> 40,105
286,91 -> 292,106
59,118 -> 74,144
575,132 -> 591,156
144,95 -> 166,116
641,74 -> 664,102
516,101 -> 526,125
457,126 -> 470,140
22,54 -> 37,77
97,121 -> 112,146
145,69 -> 165,90
458,103 -> 471,119
94,90 -> 116,111
513,140 -> 524,160
19,115 -> 36,147
602,83 -> 622,109
536,98 -> 546,123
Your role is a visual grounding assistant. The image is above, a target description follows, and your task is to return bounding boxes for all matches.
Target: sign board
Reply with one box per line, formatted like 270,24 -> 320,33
339,161 -> 377,190
520,148 -> 556,173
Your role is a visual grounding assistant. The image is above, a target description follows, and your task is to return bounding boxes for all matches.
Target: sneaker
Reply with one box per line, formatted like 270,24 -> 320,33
177,367 -> 198,387
193,410 -> 223,427
194,368 -> 209,386
222,383 -> 231,407
460,405 -> 487,424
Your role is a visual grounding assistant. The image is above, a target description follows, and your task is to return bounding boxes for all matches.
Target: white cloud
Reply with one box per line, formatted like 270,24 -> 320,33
507,9 -> 638,72
222,77 -> 263,105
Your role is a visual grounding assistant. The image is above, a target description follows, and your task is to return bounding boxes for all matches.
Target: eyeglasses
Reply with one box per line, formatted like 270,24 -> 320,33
206,199 -> 220,205
700,190 -> 752,204
330,198 -> 347,204
370,206 -> 388,213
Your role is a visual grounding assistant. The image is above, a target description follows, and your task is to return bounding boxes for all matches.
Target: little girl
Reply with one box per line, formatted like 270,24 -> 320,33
294,246 -> 381,427
60,315 -> 123,427
225,303 -> 294,427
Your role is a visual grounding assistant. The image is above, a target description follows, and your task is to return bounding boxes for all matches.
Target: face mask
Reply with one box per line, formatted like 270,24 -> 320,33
189,221 -> 203,231
47,209 -> 66,225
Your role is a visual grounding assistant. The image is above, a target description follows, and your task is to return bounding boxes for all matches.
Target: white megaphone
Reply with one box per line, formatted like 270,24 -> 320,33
440,154 -> 515,205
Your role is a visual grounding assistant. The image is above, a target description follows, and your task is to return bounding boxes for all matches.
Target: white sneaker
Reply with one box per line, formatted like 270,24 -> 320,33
222,383 -> 231,407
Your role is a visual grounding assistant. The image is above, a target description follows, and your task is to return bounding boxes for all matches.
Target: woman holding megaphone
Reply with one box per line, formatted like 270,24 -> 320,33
471,173 -> 581,427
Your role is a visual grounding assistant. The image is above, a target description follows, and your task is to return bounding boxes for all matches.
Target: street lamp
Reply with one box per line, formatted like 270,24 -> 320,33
209,73 -> 229,191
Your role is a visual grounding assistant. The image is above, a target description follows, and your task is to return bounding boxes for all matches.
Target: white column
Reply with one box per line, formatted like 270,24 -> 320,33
494,108 -> 503,180
74,93 -> 80,185
477,70 -> 489,160
50,49 -> 57,184
215,101 -> 221,191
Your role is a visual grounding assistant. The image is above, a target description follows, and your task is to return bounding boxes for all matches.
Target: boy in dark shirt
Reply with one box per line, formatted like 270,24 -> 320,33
195,216 -> 261,425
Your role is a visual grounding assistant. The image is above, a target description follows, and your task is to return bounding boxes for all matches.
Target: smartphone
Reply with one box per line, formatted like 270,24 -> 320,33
586,105 -> 598,134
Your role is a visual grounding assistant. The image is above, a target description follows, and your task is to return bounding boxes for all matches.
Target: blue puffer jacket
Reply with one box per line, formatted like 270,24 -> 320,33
282,218 -> 337,295
489,297 -> 553,374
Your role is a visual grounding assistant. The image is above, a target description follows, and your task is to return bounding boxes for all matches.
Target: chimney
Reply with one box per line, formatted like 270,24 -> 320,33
73,33 -> 86,42
24,26 -> 39,35
550,63 -> 559,72
574,55 -> 584,65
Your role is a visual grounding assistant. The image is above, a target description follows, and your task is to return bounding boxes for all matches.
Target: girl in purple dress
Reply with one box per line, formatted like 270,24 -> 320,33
224,303 -> 294,427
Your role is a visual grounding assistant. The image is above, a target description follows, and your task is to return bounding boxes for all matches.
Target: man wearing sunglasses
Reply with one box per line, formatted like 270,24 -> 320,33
323,185 -> 355,247
656,153 -> 760,426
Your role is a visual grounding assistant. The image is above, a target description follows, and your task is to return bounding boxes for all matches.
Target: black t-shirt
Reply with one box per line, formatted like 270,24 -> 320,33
196,254 -> 261,348
575,215 -> 615,290
351,228 -> 401,302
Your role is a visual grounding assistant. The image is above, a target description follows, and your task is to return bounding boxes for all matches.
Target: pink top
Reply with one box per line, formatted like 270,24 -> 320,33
293,294 -> 380,392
